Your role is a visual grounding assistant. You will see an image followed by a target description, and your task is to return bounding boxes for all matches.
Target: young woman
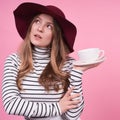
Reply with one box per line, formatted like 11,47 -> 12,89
2,2 -> 103,120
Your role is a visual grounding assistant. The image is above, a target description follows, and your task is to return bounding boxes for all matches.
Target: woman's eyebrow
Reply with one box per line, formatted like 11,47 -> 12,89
37,16 -> 54,24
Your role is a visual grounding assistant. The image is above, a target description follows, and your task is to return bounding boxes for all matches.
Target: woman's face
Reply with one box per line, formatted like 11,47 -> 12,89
30,14 -> 54,48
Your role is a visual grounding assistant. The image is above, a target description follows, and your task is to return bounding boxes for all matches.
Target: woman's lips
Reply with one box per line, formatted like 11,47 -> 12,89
34,34 -> 42,39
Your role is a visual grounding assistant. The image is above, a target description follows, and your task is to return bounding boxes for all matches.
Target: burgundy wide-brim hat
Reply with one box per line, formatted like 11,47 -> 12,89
13,2 -> 77,52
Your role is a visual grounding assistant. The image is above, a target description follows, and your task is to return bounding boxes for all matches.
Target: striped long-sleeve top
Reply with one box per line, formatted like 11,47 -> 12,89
2,47 -> 84,120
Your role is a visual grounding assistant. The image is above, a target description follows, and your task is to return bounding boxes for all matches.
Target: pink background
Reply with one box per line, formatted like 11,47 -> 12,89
0,0 -> 120,120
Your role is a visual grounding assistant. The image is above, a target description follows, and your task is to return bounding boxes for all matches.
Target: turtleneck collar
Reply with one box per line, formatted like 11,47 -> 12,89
32,46 -> 51,59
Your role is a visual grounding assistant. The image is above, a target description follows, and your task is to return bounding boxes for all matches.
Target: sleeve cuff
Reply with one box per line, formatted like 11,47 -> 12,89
57,102 -> 62,115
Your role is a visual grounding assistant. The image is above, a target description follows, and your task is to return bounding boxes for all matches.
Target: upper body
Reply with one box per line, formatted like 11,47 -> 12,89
2,2 -> 103,120
3,48 -> 83,120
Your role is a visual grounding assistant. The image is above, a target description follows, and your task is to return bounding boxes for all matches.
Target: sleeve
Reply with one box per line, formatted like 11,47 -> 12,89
62,58 -> 84,120
2,54 -> 61,118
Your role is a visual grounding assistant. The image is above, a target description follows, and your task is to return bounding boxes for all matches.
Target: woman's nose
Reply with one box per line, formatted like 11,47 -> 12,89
38,25 -> 44,32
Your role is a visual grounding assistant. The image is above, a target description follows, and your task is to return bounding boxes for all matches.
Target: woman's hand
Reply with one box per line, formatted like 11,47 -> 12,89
59,87 -> 80,113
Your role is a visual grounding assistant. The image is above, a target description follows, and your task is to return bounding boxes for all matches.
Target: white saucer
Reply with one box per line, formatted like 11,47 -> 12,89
73,57 -> 105,66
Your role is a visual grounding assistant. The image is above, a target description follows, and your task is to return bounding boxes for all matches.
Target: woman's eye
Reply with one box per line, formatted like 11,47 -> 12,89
34,19 -> 40,24
47,24 -> 53,29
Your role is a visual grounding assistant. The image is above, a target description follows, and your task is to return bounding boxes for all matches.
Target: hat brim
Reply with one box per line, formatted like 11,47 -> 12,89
14,2 -> 77,52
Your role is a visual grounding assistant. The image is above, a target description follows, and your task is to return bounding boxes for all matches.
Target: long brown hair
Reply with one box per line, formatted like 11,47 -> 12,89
17,15 -> 70,92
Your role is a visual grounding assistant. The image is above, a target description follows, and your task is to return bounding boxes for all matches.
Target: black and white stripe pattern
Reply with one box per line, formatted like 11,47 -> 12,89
2,47 -> 84,120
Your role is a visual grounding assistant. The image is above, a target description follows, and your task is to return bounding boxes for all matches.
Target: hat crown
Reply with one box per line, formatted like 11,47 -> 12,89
46,5 -> 65,18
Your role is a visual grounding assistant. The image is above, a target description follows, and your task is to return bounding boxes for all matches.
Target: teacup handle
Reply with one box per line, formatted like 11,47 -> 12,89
98,50 -> 104,60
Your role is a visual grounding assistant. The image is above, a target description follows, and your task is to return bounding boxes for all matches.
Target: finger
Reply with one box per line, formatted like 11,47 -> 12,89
65,86 -> 75,97
66,99 -> 80,109
70,93 -> 81,100
71,99 -> 81,105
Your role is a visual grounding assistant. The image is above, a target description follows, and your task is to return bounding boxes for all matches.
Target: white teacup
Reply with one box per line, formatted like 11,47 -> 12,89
78,48 -> 104,63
